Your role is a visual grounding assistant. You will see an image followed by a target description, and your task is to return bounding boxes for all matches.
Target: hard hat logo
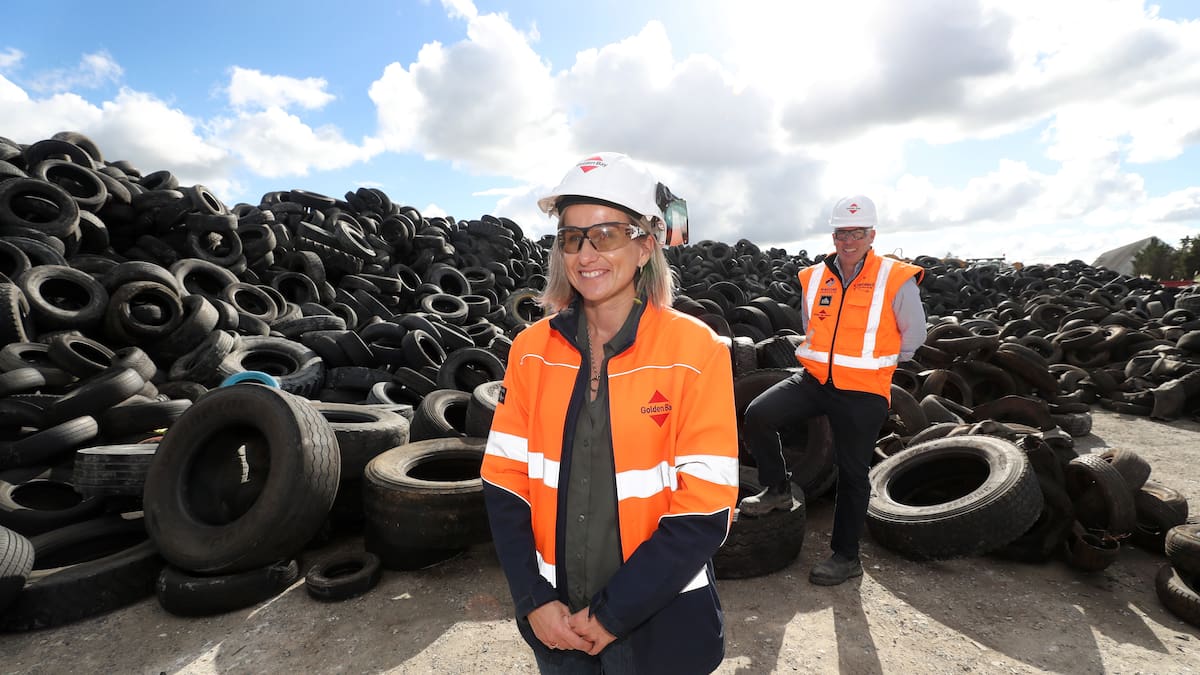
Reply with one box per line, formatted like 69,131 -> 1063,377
578,156 -> 607,173
847,203 -> 860,214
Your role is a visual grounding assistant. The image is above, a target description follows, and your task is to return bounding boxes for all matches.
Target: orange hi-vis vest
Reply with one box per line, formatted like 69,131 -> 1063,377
795,249 -> 923,401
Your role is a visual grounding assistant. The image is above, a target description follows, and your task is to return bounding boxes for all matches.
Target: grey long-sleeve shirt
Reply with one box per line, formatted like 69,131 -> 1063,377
800,252 -> 927,362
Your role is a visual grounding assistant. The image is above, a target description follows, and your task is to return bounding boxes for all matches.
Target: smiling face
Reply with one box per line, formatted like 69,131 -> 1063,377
559,202 -> 652,311
833,226 -> 876,268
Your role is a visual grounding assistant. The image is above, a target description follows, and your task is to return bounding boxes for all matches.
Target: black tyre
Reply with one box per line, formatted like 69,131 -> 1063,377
0,515 -> 160,631
1063,521 -> 1121,572
44,367 -> 145,426
305,551 -> 382,602
143,386 -> 340,574
0,416 -> 100,471
1166,524 -> 1200,576
410,389 -> 471,441
217,336 -> 325,399
465,381 -> 502,438
1132,482 -> 1189,553
1065,453 -> 1137,536
156,559 -> 300,617
310,402 -> 410,480
866,435 -> 1043,560
435,347 -> 505,393
46,333 -> 114,377
0,178 -> 80,239
0,473 -> 106,535
15,265 -> 107,331
1098,448 -> 1151,494
1156,564 -> 1200,628
0,368 -> 46,398
714,467 -> 806,579
71,444 -> 158,497
104,280 -> 185,344
0,524 -> 34,613
363,437 -> 489,570
990,476 -> 1074,563
502,287 -> 543,328
0,282 -> 31,344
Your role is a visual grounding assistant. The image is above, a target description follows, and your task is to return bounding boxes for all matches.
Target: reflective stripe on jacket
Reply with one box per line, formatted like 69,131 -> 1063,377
794,250 -> 923,400
481,299 -> 739,673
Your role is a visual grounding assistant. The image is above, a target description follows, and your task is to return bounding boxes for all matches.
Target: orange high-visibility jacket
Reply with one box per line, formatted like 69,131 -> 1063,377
481,299 -> 738,673
795,249 -> 923,400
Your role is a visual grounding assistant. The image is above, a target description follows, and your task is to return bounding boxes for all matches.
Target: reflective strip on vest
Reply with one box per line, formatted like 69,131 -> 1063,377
616,461 -> 676,499
486,430 -> 529,463
536,550 -> 556,586
528,452 -> 561,489
860,257 -> 895,358
675,454 -> 740,487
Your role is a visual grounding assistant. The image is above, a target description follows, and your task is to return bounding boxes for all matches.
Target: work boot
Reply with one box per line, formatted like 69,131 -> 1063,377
809,553 -> 863,586
738,481 -> 793,517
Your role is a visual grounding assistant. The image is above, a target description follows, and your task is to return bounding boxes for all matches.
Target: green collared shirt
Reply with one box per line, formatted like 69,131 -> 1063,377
563,300 -> 644,612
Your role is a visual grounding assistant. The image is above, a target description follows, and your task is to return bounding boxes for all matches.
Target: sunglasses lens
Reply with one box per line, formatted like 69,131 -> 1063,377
590,225 -> 625,251
558,231 -> 584,253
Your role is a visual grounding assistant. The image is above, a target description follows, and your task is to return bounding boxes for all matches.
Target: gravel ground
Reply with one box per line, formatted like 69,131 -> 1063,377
1,409 -> 1198,674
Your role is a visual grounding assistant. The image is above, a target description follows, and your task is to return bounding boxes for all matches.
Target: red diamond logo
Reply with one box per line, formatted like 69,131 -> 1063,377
847,203 -> 859,213
578,156 -> 606,173
645,390 -> 671,427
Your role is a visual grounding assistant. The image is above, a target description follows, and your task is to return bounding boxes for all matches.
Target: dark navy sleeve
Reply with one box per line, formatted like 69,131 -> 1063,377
483,482 -> 560,619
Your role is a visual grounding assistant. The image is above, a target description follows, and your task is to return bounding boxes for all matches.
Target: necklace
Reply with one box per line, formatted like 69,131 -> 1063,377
587,326 -> 605,393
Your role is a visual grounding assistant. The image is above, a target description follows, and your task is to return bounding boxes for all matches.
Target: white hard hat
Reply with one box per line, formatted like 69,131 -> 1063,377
830,195 -> 877,229
538,153 -> 689,246
538,153 -> 663,220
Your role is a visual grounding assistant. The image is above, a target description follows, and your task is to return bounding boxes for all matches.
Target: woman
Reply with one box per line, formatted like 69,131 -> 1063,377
481,153 -> 739,673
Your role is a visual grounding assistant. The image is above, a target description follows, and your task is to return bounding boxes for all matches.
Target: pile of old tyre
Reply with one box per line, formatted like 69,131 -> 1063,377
0,132 -> 543,415
0,376 -> 496,628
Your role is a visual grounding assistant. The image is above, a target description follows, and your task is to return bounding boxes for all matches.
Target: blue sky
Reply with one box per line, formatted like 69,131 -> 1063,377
2,0 -> 1198,265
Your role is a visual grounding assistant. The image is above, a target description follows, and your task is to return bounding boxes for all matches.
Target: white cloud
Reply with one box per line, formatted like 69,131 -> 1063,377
29,50 -> 123,93
439,0 -> 477,21
558,22 -> 776,167
212,106 -> 380,177
227,66 -> 335,110
0,47 -> 22,72
0,77 -> 231,192
368,9 -> 570,181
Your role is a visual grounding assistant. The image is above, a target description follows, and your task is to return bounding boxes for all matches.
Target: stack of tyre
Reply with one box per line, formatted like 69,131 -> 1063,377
0,132 -> 542,420
865,427 -> 1191,574
1160,524 -> 1200,627
0,352 -> 190,629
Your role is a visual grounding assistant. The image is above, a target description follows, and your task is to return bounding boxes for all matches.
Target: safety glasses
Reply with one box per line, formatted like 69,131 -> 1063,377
833,227 -> 872,242
557,222 -> 648,253
655,182 -> 689,246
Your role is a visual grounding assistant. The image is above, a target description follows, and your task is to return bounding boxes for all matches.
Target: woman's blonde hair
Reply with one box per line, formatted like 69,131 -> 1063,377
537,215 -> 676,313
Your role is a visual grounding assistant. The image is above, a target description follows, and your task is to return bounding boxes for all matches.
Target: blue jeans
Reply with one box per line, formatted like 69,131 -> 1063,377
532,641 -> 636,674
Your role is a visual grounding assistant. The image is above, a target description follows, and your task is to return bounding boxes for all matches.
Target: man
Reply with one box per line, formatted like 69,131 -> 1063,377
738,195 -> 926,586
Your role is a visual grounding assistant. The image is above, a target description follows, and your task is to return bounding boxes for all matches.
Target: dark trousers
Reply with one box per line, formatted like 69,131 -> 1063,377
532,640 -> 635,674
743,370 -> 889,559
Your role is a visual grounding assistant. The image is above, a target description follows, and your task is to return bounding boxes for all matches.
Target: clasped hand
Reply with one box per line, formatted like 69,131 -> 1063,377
529,601 -> 617,656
